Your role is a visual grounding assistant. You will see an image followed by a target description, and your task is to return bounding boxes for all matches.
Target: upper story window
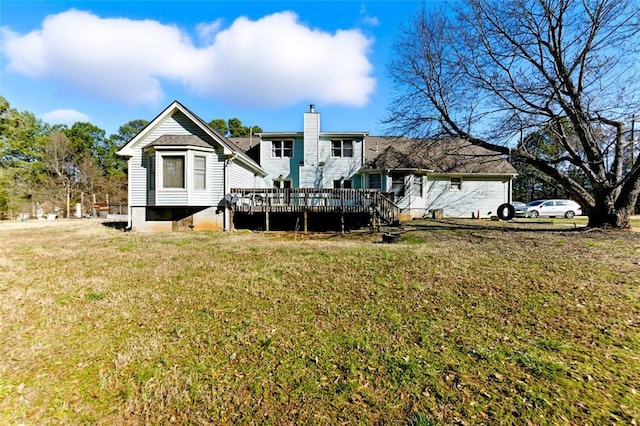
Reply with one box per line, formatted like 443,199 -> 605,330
272,140 -> 293,158
193,155 -> 206,190
331,140 -> 353,157
162,155 -> 185,189
450,177 -> 462,190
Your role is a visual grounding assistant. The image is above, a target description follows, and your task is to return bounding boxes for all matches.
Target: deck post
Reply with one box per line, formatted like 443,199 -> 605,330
304,211 -> 308,233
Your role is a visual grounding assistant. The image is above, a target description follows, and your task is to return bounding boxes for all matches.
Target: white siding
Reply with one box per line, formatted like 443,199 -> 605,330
426,176 -> 510,218
260,138 -> 302,187
128,111 -> 214,207
210,153 -> 226,203
301,112 -> 320,187
393,175 -> 427,218
318,138 -> 363,188
230,161 -> 258,188
129,152 -> 147,206
188,151 -> 217,206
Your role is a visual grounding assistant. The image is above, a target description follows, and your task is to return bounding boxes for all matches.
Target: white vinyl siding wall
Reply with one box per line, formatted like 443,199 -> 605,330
130,151 -> 149,207
129,112 -> 204,205
425,176 -> 510,218
260,139 -> 302,187
318,138 -> 363,188
229,161 -> 257,189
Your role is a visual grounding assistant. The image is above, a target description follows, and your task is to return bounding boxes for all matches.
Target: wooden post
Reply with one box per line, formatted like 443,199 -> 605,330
265,210 -> 270,232
304,211 -> 308,233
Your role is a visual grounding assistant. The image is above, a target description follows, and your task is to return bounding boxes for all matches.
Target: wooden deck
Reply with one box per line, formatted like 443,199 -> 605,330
229,188 -> 400,231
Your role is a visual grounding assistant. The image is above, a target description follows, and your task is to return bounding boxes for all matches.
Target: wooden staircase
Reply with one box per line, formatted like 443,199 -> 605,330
370,192 -> 400,228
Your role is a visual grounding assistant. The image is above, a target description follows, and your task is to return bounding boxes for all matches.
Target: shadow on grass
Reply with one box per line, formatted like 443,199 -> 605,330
401,218 -> 590,234
101,220 -> 129,231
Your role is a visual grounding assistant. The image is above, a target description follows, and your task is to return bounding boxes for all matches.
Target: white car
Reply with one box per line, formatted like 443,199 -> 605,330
512,201 -> 527,217
526,199 -> 582,218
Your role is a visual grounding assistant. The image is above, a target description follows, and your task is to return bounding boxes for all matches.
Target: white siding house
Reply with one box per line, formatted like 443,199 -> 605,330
235,107 -> 515,221
117,101 -> 266,232
258,105 -> 367,190
360,137 -> 516,219
119,102 -> 516,232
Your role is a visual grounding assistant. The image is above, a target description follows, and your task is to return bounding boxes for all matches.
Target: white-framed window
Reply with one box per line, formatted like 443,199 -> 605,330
333,179 -> 353,189
162,155 -> 185,189
331,140 -> 353,157
450,177 -> 462,190
368,173 -> 382,190
193,155 -> 206,190
273,179 -> 292,189
391,173 -> 406,197
413,175 -> 423,197
272,140 -> 293,158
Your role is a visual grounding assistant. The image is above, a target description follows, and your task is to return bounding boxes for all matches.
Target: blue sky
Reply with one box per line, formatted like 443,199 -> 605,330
0,0 -> 435,137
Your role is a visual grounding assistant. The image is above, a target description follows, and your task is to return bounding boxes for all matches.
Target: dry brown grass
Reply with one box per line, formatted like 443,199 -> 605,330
0,219 -> 639,424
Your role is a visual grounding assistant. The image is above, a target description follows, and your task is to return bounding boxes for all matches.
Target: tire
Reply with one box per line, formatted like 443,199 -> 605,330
529,210 -> 539,218
565,210 -> 575,219
497,203 -> 516,220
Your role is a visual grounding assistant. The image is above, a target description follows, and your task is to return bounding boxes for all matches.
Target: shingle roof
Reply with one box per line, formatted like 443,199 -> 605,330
147,134 -> 212,149
228,137 -> 258,152
364,136 -> 517,174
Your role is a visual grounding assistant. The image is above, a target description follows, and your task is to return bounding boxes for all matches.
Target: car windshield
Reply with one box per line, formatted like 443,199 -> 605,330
526,200 -> 545,207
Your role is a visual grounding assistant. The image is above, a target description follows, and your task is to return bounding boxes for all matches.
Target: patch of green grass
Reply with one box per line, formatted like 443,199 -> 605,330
0,221 -> 638,424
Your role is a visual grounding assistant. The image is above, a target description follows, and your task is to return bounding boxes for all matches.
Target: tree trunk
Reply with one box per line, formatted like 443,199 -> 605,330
66,188 -> 70,219
587,203 -> 632,229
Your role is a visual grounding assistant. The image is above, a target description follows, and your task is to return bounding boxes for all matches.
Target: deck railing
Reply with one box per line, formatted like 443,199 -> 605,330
229,188 -> 399,225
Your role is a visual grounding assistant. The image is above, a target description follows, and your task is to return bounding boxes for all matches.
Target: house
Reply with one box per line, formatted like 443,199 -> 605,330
360,137 -> 517,219
116,101 -> 266,232
118,101 -> 516,232
231,105 -> 516,222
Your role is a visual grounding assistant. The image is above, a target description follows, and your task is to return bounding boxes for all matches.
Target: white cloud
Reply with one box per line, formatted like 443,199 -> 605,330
1,10 -> 375,108
358,5 -> 380,27
41,108 -> 90,124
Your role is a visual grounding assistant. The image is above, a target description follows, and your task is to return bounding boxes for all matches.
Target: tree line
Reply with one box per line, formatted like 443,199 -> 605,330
0,97 -> 258,220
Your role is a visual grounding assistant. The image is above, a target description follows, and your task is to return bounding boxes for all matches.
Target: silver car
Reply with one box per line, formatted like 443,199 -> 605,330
512,201 -> 527,217
526,199 -> 582,218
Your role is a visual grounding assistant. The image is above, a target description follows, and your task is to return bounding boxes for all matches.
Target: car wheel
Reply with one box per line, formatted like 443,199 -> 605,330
565,210 -> 575,219
529,210 -> 539,218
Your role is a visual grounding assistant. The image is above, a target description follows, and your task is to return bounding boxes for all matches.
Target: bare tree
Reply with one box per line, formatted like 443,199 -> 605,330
387,0 -> 640,228
42,132 -> 79,218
